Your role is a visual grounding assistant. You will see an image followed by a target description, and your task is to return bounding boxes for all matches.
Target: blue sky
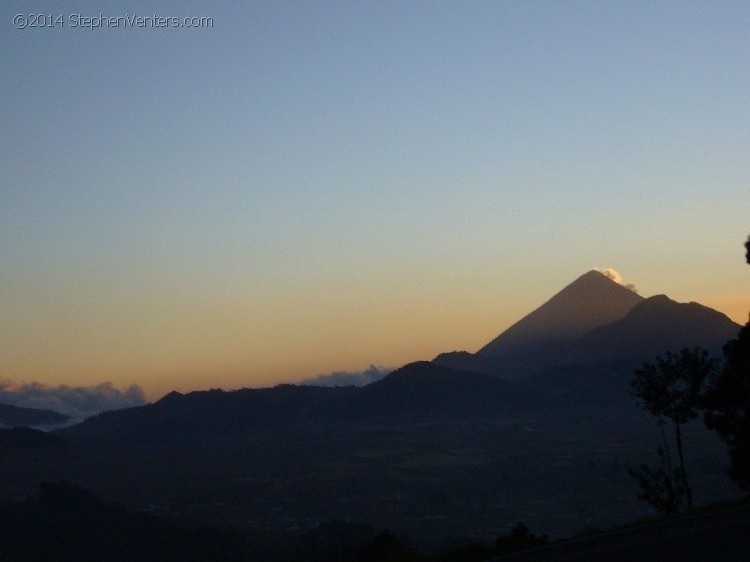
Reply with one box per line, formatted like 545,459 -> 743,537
2,1 -> 748,398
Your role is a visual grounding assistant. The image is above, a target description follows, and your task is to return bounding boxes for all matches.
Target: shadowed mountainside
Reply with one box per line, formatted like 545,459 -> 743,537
478,270 -> 643,357
436,277 -> 741,380
0,427 -> 68,449
59,362 -> 537,444
480,295 -> 740,379
0,403 -> 69,428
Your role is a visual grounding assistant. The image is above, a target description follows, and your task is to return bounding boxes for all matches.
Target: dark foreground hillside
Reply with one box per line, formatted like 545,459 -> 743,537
489,506 -> 750,562
3,482 -> 748,562
0,482 -> 295,562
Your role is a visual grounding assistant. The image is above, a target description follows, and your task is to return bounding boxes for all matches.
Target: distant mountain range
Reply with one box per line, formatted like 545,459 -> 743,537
60,361 -> 537,444
0,403 -> 69,428
58,270 -> 742,443
435,270 -> 740,379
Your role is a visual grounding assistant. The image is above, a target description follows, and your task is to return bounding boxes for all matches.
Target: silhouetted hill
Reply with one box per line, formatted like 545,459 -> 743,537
0,427 -> 67,449
505,295 -> 739,375
59,362 -> 534,444
0,482 -> 294,562
486,505 -> 750,562
362,361 -> 535,419
479,270 -> 643,357
432,350 -> 499,374
0,403 -> 69,428
573,295 -> 740,360
436,292 -> 740,380
59,385 -> 359,444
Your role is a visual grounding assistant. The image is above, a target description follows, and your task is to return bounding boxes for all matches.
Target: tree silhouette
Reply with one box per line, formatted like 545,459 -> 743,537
494,522 -> 548,554
705,325 -> 750,490
631,348 -> 718,510
627,447 -> 685,514
703,234 -> 750,489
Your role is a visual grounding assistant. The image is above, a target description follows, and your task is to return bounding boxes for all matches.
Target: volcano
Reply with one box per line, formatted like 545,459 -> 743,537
435,270 -> 740,379
478,270 -> 643,357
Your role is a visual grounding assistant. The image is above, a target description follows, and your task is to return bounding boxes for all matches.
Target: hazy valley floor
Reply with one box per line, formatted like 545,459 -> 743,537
0,412 -> 738,546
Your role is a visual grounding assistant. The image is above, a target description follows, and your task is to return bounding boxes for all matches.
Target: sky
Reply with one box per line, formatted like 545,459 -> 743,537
2,1 -> 748,401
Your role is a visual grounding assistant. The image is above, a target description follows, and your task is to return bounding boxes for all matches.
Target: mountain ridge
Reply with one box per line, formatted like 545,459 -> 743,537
435,273 -> 740,380
478,270 -> 643,357
0,403 -> 69,428
58,362 -> 536,444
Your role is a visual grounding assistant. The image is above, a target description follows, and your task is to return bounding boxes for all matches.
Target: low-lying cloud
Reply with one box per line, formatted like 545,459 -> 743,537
597,267 -> 638,293
0,380 -> 147,422
301,365 -> 393,387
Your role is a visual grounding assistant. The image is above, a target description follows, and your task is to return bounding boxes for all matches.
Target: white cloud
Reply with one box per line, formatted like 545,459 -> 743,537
300,365 -> 393,387
0,380 -> 146,422
596,267 -> 638,293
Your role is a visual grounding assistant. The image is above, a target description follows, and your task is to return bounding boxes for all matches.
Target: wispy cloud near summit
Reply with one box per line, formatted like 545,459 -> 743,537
596,267 -> 638,293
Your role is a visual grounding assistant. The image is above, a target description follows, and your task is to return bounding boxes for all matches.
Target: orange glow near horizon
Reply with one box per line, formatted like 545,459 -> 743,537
2,274 -> 746,403
0,272 -> 536,401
